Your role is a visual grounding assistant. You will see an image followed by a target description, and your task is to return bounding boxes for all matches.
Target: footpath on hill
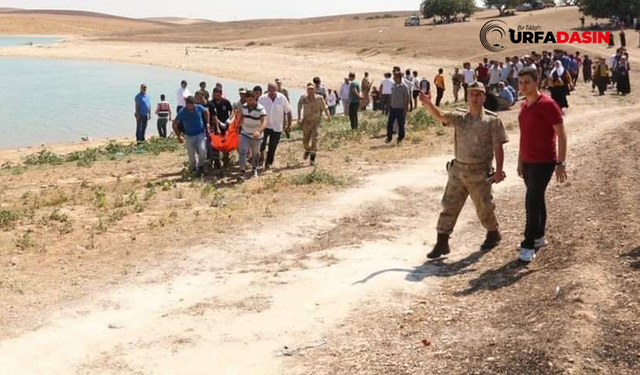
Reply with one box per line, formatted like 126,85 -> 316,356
1,90 -> 639,375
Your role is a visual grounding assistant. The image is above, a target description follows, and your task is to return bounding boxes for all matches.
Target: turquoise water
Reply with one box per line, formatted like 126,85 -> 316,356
0,36 -> 62,47
0,58 -> 303,150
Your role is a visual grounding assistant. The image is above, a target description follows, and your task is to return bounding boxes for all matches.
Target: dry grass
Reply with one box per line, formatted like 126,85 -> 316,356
0,109 -> 452,338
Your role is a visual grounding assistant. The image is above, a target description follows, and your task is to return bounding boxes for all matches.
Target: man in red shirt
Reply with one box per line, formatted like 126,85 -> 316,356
476,62 -> 489,85
517,67 -> 569,263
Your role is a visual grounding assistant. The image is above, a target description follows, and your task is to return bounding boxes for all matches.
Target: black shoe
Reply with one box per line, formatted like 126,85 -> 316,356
427,233 -> 451,259
481,230 -> 502,251
303,151 -> 310,160
385,138 -> 392,144
310,153 -> 317,166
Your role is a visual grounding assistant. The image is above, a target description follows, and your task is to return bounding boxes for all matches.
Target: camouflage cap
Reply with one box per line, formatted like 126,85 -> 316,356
467,81 -> 486,94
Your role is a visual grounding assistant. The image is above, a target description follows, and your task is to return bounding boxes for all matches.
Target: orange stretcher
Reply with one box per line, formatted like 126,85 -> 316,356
210,110 -> 240,153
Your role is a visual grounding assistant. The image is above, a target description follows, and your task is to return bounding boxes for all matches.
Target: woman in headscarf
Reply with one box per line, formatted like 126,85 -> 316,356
593,58 -> 611,96
616,56 -> 631,95
548,60 -> 573,109
608,31 -> 615,48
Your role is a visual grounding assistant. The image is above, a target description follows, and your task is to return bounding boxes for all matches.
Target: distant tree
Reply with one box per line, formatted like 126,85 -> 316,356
484,0 -> 519,16
421,0 -> 476,23
575,0 -> 640,19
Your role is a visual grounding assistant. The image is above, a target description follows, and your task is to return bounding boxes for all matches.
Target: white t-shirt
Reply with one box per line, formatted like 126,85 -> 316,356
500,63 -> 512,81
463,69 -> 475,84
326,92 -> 337,107
176,87 -> 191,107
489,67 -> 502,85
381,78 -> 394,95
339,82 -> 351,101
258,92 -> 292,132
610,54 -> 618,69
511,62 -> 523,79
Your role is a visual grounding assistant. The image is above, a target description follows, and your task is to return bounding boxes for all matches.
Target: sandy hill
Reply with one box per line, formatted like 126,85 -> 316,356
105,6 -> 600,61
144,17 -> 216,25
0,9 -> 172,35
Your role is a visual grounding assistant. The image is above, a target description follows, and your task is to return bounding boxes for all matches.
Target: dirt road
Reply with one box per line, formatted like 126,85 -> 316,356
2,98 -> 638,374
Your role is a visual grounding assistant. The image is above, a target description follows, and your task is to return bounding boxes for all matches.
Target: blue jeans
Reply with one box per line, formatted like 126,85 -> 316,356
238,133 -> 263,171
136,115 -> 148,142
387,108 -> 406,141
184,132 -> 208,172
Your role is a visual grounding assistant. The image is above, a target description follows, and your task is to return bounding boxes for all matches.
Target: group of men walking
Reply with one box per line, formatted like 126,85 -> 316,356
134,78 -> 335,180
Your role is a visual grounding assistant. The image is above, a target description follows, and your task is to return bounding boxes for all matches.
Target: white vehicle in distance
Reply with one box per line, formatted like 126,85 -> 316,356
404,14 -> 421,27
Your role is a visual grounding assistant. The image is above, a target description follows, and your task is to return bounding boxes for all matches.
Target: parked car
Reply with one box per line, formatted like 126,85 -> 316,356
404,15 -> 420,27
531,1 -> 545,10
516,3 -> 533,12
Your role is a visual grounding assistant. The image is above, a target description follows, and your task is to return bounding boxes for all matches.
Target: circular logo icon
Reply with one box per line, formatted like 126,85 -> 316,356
480,20 -> 507,53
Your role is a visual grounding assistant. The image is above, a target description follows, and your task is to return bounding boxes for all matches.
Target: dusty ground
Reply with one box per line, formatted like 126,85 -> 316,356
0,110 -> 452,340
291,108 -> 640,375
1,5 -> 640,374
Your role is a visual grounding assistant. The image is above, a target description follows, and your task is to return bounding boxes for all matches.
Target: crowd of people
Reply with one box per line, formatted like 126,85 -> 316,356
132,42 -> 632,180
131,37 -> 636,265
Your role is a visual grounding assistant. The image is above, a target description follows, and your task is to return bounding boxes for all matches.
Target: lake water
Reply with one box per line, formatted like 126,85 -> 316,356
0,57 -> 303,150
0,36 -> 62,47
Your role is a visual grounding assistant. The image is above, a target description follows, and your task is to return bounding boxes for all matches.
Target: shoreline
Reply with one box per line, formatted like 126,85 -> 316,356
0,135 -> 140,164
0,38 -> 444,157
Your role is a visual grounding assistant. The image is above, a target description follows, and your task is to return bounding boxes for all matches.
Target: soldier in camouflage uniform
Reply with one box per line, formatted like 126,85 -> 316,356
360,72 -> 373,111
297,83 -> 332,166
419,81 -> 508,259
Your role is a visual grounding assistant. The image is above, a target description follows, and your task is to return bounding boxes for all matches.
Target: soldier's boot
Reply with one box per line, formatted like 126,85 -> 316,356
480,230 -> 502,251
427,233 -> 451,259
309,152 -> 317,166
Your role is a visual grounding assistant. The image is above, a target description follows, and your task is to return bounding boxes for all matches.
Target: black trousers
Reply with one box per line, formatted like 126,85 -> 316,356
349,102 -> 360,130
436,87 -> 445,107
157,118 -> 168,138
260,128 -> 282,167
521,163 -> 556,249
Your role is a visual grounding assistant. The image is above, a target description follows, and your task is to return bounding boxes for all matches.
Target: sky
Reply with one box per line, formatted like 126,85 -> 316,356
1,0 -> 435,22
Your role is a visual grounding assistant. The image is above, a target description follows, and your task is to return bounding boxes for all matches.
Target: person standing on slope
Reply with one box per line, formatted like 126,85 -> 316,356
419,82 -> 508,259
515,67 -> 568,264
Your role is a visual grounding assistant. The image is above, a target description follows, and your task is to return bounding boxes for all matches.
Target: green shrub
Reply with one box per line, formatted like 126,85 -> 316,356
48,209 -> 69,223
21,137 -> 180,169
288,168 -> 345,186
93,187 -> 107,209
23,150 -> 64,166
408,107 -> 436,131
0,209 -> 20,230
